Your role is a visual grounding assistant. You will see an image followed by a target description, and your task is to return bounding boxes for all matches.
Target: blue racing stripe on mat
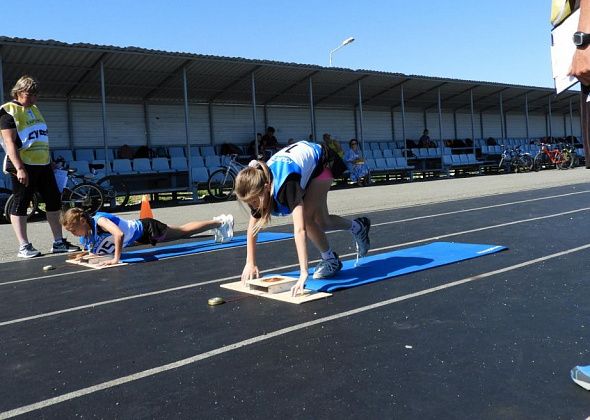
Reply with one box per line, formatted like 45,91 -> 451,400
120,232 -> 293,263
280,242 -> 507,292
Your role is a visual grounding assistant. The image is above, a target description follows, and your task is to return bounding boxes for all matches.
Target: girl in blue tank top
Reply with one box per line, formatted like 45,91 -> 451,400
235,140 -> 371,296
60,207 -> 234,266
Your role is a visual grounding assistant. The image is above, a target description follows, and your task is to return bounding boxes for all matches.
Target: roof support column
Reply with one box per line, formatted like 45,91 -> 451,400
143,101 -> 151,148
470,89 -> 475,142
251,72 -> 258,156
453,112 -> 457,140
357,80 -> 365,152
0,53 -> 4,103
479,112 -> 484,139
401,83 -> 407,158
525,93 -> 530,142
308,77 -> 316,142
66,98 -> 73,149
99,61 -> 110,175
569,97 -> 574,143
182,66 -> 193,196
548,97 -> 553,138
437,88 -> 443,154
499,92 -> 505,139
208,103 -> 215,145
390,108 -> 395,142
263,106 -> 268,133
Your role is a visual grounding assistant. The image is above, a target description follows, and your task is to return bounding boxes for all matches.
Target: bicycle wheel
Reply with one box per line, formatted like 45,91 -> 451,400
533,152 -> 544,171
207,169 -> 236,201
64,183 -> 104,215
557,150 -> 575,170
4,192 -> 39,221
96,176 -> 130,211
518,154 -> 534,172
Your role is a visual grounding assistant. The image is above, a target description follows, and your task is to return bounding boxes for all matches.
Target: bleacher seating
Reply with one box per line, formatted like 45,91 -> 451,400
170,157 -> 188,172
112,159 -> 136,174
69,160 -> 91,176
168,146 -> 186,158
52,149 -> 74,162
132,158 -> 152,173
190,156 -> 205,168
190,167 -> 209,186
152,157 -> 173,173
200,146 -> 216,157
95,148 -> 115,161
75,149 -> 95,162
204,155 -> 221,170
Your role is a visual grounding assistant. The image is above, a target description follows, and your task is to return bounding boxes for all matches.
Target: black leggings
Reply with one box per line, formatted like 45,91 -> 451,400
8,164 -> 61,216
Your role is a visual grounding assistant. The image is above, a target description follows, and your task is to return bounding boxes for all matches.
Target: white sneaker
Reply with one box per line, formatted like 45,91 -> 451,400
213,214 -> 234,243
18,243 -> 41,258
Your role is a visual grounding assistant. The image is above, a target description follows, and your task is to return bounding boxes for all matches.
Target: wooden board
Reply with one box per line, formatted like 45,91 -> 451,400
65,254 -> 127,270
220,280 -> 331,305
246,276 -> 298,294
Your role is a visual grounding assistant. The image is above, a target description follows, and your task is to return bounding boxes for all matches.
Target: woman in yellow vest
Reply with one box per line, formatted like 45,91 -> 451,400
0,75 -> 80,258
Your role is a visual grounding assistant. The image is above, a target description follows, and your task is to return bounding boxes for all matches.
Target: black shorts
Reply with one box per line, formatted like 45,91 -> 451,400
137,218 -> 168,245
8,164 -> 61,216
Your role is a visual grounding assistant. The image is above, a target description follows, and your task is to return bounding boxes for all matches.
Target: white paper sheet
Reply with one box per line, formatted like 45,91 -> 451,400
551,9 -> 580,94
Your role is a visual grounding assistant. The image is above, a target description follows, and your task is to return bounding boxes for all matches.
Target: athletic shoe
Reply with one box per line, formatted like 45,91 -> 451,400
213,214 -> 234,243
571,366 -> 590,390
313,253 -> 343,279
51,238 -> 81,253
17,243 -> 41,259
352,217 -> 371,258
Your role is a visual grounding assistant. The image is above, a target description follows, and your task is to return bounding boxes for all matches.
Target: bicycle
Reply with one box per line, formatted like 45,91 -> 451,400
3,165 -> 108,220
533,142 -> 575,171
498,145 -> 533,173
207,154 -> 247,201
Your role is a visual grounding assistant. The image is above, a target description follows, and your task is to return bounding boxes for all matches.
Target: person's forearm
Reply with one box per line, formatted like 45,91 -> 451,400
113,234 -> 123,262
246,217 -> 258,264
293,226 -> 308,275
579,0 -> 590,32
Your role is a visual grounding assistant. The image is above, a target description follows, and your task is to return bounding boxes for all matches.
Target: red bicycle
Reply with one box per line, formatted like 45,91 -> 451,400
533,142 -> 575,171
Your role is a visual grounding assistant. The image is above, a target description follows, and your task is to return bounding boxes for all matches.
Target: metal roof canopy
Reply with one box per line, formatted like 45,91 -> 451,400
0,36 -> 580,116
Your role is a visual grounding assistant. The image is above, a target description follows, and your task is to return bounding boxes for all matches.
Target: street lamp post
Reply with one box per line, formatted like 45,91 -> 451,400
329,37 -> 355,67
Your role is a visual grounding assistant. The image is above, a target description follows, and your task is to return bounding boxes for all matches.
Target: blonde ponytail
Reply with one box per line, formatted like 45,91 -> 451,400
235,160 -> 273,234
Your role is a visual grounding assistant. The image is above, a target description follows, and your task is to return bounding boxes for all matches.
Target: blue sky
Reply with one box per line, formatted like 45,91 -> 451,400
2,0 -> 554,88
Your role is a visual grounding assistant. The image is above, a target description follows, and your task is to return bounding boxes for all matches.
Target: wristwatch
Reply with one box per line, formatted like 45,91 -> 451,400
573,31 -> 590,47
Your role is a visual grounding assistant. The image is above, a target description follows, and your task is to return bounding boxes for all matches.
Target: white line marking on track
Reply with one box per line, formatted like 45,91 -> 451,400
1,206 -> 589,328
2,241 -> 590,419
1,189 -> 588,288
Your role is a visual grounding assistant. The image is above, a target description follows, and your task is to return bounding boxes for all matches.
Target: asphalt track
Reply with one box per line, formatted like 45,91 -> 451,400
2,184 -> 590,418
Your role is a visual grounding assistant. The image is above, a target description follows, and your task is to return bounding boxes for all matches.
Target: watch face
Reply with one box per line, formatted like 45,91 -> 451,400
574,32 -> 584,46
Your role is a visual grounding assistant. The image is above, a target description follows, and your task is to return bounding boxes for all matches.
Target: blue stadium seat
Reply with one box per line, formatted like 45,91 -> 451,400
152,157 -> 172,173
112,159 -> 136,174
52,149 -> 74,162
168,146 -> 186,158
170,157 -> 188,172
132,158 -> 153,173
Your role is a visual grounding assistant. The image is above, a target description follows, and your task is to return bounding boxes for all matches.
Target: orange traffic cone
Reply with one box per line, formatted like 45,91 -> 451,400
139,194 -> 154,219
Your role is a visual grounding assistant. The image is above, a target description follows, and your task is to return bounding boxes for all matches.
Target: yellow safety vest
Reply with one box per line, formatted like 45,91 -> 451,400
551,0 -> 579,27
0,102 -> 50,165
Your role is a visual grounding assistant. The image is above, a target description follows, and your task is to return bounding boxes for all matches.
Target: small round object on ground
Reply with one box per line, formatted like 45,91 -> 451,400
43,265 -> 55,271
208,297 -> 225,306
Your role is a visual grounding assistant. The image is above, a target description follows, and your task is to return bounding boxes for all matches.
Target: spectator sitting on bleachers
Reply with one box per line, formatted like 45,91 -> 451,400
486,137 -> 497,146
418,129 -> 436,148
344,138 -> 370,186
118,144 -> 134,159
220,143 -> 243,156
247,133 -> 267,160
262,126 -> 279,152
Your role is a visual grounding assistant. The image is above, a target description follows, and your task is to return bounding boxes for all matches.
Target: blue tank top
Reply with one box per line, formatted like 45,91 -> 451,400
80,212 -> 144,254
266,141 -> 322,216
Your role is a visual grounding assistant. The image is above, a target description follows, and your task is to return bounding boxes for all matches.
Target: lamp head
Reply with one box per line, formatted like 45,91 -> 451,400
342,37 -> 355,46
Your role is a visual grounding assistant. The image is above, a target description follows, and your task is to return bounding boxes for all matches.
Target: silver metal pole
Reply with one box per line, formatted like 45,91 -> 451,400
401,84 -> 407,158
437,88 -> 443,154
390,108 -> 395,142
548,97 -> 553,139
99,61 -> 110,175
499,92 -> 505,139
0,53 -> 4,103
308,77 -> 316,142
357,80 -> 365,152
569,97 -> 574,143
182,67 -> 193,195
66,98 -> 73,149
143,101 -> 151,148
251,72 -> 258,155
470,89 -> 475,142
479,112 -> 484,139
208,103 -> 215,145
525,93 -> 530,141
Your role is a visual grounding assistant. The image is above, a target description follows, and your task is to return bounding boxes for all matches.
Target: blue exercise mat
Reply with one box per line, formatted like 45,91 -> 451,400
120,232 -> 292,263
279,242 -> 507,292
